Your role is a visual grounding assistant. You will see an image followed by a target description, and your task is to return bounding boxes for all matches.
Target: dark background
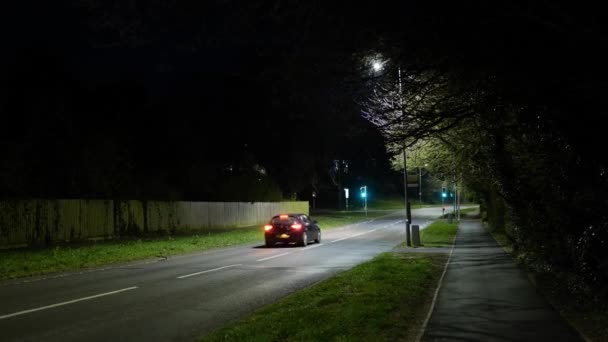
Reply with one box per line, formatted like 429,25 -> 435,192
1,1 -> 398,203
2,1 -> 607,206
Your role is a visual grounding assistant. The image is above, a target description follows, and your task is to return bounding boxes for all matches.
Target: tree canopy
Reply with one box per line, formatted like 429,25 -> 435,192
359,1 -> 608,301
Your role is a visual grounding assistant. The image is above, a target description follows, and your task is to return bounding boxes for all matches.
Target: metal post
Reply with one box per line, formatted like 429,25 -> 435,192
399,67 -> 411,246
453,183 -> 456,218
456,182 -> 461,221
403,144 -> 411,245
419,166 -> 422,204
363,185 -> 367,216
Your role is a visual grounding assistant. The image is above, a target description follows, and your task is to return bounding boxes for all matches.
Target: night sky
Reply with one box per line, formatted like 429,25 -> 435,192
2,1 -> 607,202
1,1 -> 390,201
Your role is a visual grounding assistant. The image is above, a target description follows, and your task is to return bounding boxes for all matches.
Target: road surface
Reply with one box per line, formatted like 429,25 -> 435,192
0,207 -> 448,342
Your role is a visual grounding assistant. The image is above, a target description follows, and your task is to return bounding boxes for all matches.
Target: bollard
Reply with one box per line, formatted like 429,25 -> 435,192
447,213 -> 453,224
412,224 -> 421,247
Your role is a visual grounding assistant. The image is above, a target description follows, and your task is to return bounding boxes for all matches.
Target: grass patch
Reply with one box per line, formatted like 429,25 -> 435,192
397,220 -> 458,248
312,210 -> 387,229
201,252 -> 447,342
438,205 -> 479,219
0,211 -> 391,281
0,227 -> 263,280
458,207 -> 479,218
420,221 -> 458,247
366,198 -> 441,210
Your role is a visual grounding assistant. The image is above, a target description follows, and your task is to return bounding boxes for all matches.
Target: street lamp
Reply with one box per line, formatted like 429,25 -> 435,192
372,61 -> 383,72
398,66 -> 412,246
372,58 -> 411,246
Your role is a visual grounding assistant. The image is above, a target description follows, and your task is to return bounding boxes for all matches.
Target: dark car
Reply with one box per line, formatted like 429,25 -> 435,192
264,213 -> 321,247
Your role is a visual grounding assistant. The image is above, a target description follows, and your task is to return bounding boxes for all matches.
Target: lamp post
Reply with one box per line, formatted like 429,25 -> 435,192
372,59 -> 410,245
400,68 -> 412,246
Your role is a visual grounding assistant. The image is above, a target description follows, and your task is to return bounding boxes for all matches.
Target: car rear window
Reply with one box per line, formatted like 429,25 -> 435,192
271,215 -> 298,224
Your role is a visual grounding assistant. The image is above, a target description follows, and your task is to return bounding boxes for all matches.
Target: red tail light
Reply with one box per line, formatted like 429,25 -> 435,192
290,224 -> 302,230
264,225 -> 273,231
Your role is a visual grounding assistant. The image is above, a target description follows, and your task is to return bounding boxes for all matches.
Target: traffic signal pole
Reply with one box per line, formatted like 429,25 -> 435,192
360,186 -> 368,217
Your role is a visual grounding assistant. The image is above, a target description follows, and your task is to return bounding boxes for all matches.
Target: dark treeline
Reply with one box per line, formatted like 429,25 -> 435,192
1,1 -> 398,203
358,1 -> 608,306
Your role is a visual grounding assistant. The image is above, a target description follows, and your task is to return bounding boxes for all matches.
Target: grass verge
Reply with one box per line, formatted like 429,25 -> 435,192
458,207 -> 479,218
397,220 -> 458,248
366,198 -> 442,210
312,210 -> 389,229
440,206 -> 479,219
201,252 -> 447,342
0,211 -> 390,281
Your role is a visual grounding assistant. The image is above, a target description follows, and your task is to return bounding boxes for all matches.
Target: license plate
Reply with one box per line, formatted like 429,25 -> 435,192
278,234 -> 290,239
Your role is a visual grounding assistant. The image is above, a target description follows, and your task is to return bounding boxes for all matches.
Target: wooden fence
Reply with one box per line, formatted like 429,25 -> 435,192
0,200 -> 308,247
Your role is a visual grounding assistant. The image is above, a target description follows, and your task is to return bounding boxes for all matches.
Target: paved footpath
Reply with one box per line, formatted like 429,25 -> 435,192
422,219 -> 584,342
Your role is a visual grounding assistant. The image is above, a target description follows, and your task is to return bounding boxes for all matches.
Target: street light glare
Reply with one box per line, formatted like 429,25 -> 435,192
372,61 -> 383,72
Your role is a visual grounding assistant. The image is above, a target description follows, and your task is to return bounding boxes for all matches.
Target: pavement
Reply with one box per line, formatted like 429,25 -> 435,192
421,219 -> 584,342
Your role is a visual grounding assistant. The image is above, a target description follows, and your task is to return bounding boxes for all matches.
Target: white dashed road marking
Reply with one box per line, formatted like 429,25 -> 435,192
177,264 -> 242,279
0,286 -> 138,320
256,252 -> 291,262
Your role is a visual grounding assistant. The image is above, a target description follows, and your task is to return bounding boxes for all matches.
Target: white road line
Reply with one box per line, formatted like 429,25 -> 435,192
256,252 -> 290,262
329,226 -> 384,243
177,264 -> 242,279
351,228 -> 379,238
295,244 -> 322,251
0,286 -> 138,320
329,236 -> 350,243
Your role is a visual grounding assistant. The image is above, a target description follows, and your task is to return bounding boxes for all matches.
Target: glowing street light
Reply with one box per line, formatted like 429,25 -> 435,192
372,61 -> 383,72
370,58 -> 411,246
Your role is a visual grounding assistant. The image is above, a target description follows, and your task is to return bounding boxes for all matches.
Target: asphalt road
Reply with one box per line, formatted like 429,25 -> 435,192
0,207 -> 445,342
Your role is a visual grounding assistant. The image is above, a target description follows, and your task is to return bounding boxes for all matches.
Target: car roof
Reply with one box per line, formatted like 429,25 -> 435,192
271,213 -> 308,218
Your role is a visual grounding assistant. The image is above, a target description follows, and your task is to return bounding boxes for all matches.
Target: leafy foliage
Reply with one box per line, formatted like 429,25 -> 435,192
359,1 -> 608,303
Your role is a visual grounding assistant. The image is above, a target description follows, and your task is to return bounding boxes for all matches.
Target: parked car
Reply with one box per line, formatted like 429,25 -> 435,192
264,213 -> 321,247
